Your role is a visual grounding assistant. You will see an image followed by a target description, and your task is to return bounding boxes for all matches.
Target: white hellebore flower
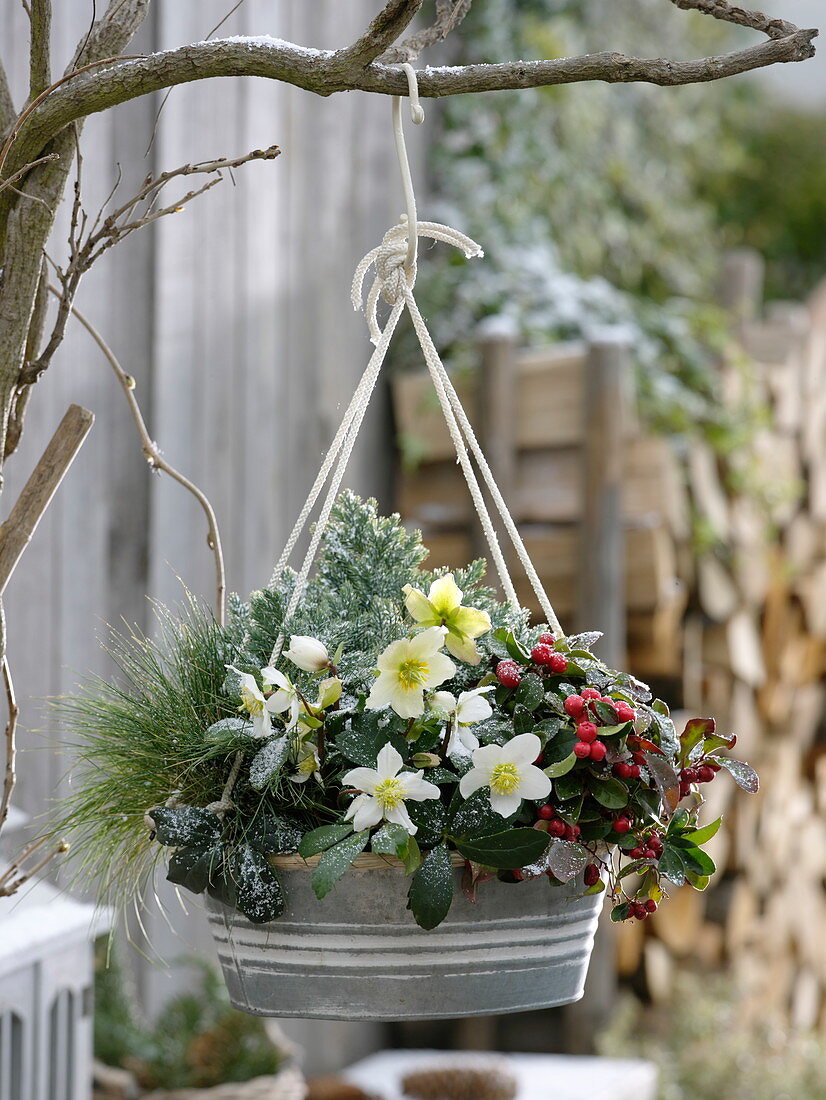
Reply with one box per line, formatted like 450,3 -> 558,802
227,665 -> 275,739
343,743 -> 440,835
367,626 -> 456,720
260,666 -> 302,731
459,733 -> 551,818
431,686 -> 494,757
283,635 -> 330,673
403,572 -> 491,665
291,739 -> 322,784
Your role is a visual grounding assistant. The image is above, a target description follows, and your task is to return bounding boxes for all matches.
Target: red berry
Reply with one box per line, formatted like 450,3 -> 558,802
615,702 -> 636,723
537,804 -> 555,821
643,848 -> 658,860
548,819 -> 566,837
613,762 -> 632,779
628,764 -> 641,780
512,870 -> 524,882
496,660 -> 522,687
573,741 -> 591,759
577,721 -> 599,743
697,765 -> 716,784
531,643 -> 555,665
629,846 -> 645,859
563,823 -> 581,842
564,695 -> 586,719
648,834 -> 663,854
584,863 -> 600,887
613,814 -> 632,834
548,653 -> 568,673
630,902 -> 647,920
589,740 -> 607,762
538,632 -> 556,646
644,899 -> 657,913
679,781 -> 691,799
708,761 -> 722,772
581,687 -> 601,700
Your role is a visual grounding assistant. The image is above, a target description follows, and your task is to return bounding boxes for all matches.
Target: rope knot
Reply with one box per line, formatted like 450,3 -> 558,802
375,218 -> 416,305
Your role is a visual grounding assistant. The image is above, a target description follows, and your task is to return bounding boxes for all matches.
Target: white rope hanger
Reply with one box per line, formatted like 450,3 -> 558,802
268,64 -> 563,665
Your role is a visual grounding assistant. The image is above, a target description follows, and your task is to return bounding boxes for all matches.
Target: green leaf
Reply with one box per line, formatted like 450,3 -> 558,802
593,700 -> 619,724
533,717 -> 565,738
653,699 -> 670,717
554,770 -> 583,802
611,902 -> 632,922
298,822 -> 353,858
451,788 -> 515,839
544,752 -> 577,778
426,768 -> 459,784
584,879 -> 606,895
515,674 -> 544,711
712,757 -> 759,793
335,712 -> 408,767
311,830 -> 370,899
686,871 -> 711,891
589,775 -> 629,809
503,630 -> 531,663
232,844 -> 285,924
150,806 -> 221,849
682,816 -> 723,845
399,833 -> 422,875
246,813 -> 303,855
476,719 -> 512,747
370,822 -> 411,855
564,631 -> 602,652
597,722 -> 633,738
512,705 -> 535,736
408,844 -> 454,930
166,843 -> 222,896
543,728 -> 578,765
453,828 -> 549,870
406,799 -> 447,848
659,845 -> 687,885
675,844 -> 716,877
249,735 -> 290,790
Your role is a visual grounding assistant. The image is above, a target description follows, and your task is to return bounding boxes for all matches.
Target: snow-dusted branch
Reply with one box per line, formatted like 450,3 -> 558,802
381,0 -> 475,64
5,9 -> 815,179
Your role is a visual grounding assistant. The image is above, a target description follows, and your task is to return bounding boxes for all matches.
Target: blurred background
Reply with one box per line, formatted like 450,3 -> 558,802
1,1 -> 825,1098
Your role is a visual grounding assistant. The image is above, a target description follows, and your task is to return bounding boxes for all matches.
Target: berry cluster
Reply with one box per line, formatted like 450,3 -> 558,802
535,803 -> 581,842
629,899 -> 658,920
628,831 -> 664,861
678,761 -> 720,798
495,633 -> 567,687
561,687 -> 637,764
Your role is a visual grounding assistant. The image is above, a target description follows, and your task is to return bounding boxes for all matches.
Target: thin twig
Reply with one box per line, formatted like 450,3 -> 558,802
0,656 -> 18,834
0,151 -> 59,199
382,0 -> 475,64
24,145 -> 280,387
0,834 -> 69,897
58,293 -> 227,626
338,0 -> 424,68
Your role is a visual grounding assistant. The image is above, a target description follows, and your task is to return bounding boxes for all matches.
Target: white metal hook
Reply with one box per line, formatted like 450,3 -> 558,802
392,62 -> 424,280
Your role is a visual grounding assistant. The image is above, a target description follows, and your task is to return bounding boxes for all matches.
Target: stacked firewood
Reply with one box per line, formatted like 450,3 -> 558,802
622,272 -> 826,1028
391,254 -> 826,1027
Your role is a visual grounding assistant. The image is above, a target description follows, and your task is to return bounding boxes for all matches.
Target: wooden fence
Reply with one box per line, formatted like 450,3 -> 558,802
2,0 -> 413,1071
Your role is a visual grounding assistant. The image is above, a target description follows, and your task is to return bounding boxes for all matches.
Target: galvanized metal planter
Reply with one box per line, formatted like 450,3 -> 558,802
206,855 -> 604,1021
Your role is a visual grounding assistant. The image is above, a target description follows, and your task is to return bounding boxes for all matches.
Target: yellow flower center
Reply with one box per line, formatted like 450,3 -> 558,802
374,777 -> 405,810
240,687 -> 264,716
490,762 -> 521,795
396,658 -> 429,691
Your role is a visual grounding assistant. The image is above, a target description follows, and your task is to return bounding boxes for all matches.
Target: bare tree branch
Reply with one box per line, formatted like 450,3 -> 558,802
0,833 -> 69,897
5,258 -> 49,459
22,145 -> 280,387
382,0 -> 475,64
29,0 -> 52,98
669,0 -> 797,39
62,296 -> 228,625
339,0 -> 424,69
5,14 -> 815,182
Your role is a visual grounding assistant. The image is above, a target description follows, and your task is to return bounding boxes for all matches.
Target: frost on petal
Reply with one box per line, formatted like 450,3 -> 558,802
501,732 -> 542,765
385,803 -> 417,835
403,584 -> 436,624
375,742 -> 404,778
489,790 -> 522,818
428,573 -> 463,616
518,767 -> 552,801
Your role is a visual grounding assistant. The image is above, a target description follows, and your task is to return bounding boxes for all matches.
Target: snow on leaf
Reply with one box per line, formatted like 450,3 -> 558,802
249,735 -> 289,790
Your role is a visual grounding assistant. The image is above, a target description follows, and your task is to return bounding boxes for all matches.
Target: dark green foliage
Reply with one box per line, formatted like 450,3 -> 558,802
408,845 -> 454,930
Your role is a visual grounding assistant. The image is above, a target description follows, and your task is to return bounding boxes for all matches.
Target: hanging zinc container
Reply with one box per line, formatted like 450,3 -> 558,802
206,855 -> 604,1020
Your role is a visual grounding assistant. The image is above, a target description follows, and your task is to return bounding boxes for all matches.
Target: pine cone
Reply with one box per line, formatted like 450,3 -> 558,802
401,1065 -> 517,1100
